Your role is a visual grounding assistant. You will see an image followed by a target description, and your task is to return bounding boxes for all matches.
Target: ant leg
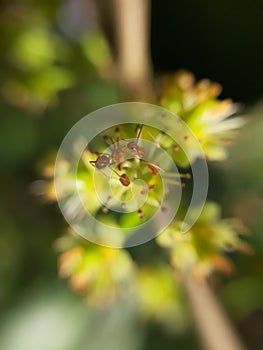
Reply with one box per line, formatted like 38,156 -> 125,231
162,178 -> 181,186
140,160 -> 164,174
161,177 -> 187,188
136,124 -> 160,148
136,124 -> 144,143
103,135 -> 117,147
164,172 -> 191,179
108,165 -> 121,177
143,126 -> 161,148
103,126 -> 123,149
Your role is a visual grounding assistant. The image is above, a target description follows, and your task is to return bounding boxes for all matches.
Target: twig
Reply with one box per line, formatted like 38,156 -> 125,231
113,0 -> 155,100
183,272 -> 247,350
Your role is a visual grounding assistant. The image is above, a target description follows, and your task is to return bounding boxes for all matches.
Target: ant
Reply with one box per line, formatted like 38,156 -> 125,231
90,124 -> 147,187
89,124 -> 191,220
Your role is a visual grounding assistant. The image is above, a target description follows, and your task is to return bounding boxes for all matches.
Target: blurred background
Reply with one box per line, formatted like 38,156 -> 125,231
0,0 -> 262,349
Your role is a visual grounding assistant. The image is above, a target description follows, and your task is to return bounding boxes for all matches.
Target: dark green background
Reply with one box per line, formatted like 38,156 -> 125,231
0,1 -> 262,349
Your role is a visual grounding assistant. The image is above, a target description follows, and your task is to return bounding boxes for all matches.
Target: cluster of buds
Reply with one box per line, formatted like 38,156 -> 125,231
56,232 -> 136,306
160,70 -> 246,161
39,70 -> 251,332
86,123 -> 189,223
157,202 -> 252,277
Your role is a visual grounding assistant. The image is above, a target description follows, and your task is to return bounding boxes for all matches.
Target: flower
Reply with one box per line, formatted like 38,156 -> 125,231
137,265 -> 188,331
156,202 -> 251,277
56,231 -> 136,306
160,70 -> 246,161
186,99 -> 245,161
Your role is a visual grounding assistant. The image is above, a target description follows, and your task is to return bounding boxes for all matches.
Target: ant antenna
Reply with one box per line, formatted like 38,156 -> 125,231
164,172 -> 191,180
136,124 -> 144,143
136,124 -> 160,148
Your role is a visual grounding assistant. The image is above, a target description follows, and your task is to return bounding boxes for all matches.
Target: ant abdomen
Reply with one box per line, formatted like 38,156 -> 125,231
119,173 -> 130,187
93,154 -> 110,169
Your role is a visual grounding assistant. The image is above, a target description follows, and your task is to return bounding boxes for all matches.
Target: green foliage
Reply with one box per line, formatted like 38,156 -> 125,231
157,202 -> 251,276
160,71 -> 245,161
0,1 -> 261,349
42,71 -> 252,334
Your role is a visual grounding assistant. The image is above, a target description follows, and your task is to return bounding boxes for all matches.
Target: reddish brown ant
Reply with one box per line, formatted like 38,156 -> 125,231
89,124 -> 191,222
89,124 -> 147,187
89,124 -> 187,188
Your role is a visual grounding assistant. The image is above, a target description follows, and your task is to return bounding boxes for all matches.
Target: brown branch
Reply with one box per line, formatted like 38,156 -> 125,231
183,272 -> 247,350
112,0 -> 155,100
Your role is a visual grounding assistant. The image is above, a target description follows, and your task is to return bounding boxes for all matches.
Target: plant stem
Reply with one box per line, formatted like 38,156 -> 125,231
183,272 -> 247,350
113,0 -> 155,100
